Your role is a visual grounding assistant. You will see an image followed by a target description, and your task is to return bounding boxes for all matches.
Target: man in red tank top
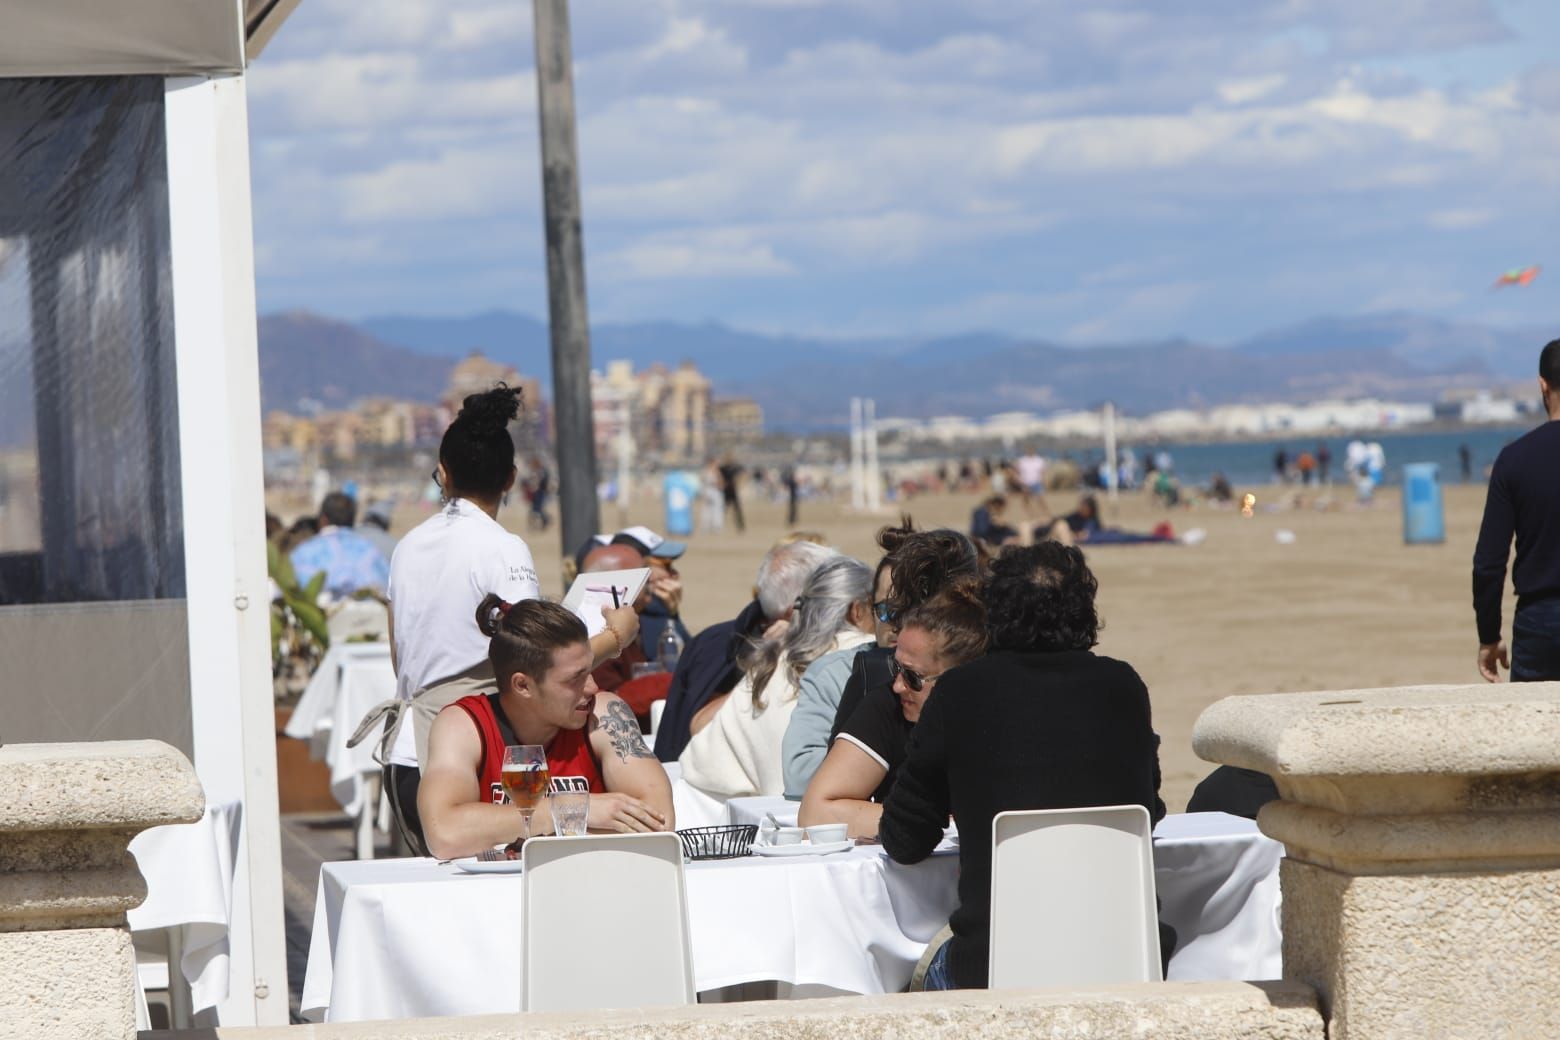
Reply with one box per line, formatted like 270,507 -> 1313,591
418,600 -> 676,860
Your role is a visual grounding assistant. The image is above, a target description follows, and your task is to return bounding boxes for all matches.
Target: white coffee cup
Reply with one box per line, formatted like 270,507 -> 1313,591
771,827 -> 806,846
805,823 -> 848,845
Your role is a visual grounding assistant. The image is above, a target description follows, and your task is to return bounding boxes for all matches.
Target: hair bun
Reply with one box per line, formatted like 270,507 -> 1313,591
458,384 -> 523,432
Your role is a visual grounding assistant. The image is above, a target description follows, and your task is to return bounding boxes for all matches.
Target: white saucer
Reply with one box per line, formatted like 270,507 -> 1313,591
453,855 -> 524,874
751,839 -> 853,857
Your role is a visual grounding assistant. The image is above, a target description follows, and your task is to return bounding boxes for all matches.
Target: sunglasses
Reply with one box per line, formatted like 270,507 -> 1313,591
873,600 -> 899,625
887,655 -> 940,693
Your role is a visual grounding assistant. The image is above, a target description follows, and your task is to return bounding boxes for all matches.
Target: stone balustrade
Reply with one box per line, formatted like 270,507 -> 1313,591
1195,682 -> 1560,1039
0,740 -> 203,1040
142,982 -> 1320,1040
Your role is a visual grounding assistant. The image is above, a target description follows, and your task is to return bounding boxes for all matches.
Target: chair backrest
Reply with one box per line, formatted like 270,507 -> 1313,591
648,698 -> 667,737
988,805 -> 1161,989
521,832 -> 695,1012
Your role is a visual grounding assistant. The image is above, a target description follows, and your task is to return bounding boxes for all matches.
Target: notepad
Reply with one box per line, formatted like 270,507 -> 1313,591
560,568 -> 652,636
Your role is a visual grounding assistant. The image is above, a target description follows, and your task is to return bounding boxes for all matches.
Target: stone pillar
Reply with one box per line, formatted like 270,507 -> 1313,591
0,740 -> 203,1040
1194,683 -> 1560,1040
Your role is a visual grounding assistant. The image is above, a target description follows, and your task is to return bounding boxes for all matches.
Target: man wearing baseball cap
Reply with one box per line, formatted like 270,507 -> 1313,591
611,526 -> 691,655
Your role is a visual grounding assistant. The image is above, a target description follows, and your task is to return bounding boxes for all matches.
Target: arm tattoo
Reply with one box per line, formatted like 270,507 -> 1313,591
601,698 -> 655,762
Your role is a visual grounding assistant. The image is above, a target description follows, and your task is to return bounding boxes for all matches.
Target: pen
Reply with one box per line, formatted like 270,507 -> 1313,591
586,585 -> 622,609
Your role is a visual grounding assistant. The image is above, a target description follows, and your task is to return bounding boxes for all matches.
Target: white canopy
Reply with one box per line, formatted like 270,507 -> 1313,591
0,0 -> 300,77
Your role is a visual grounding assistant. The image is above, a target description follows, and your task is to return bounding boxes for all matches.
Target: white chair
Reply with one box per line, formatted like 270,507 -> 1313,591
521,832 -> 695,1012
988,805 -> 1161,989
648,698 -> 667,738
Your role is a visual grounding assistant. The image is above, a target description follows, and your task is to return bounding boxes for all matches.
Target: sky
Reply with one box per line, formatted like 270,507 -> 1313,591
247,0 -> 1560,345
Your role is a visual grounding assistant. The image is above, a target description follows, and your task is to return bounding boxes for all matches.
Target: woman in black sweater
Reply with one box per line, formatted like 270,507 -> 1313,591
880,542 -> 1165,991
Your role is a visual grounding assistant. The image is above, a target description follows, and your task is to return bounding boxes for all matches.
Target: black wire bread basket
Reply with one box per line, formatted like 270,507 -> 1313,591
677,824 -> 758,861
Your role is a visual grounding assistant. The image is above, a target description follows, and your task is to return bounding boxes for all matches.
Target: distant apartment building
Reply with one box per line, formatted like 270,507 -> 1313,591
590,359 -> 761,463
709,397 -> 764,451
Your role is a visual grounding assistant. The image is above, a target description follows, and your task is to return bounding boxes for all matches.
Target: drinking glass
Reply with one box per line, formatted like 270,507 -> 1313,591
501,745 -> 550,844
548,791 -> 590,836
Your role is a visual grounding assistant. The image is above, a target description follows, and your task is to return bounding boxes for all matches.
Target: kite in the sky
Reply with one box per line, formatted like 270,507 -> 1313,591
1492,265 -> 1540,288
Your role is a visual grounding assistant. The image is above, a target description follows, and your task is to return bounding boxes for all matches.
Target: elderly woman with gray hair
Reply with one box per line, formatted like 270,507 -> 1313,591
678,556 -> 877,804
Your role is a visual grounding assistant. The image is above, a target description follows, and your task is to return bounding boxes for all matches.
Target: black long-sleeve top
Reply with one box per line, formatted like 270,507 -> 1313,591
1472,421 -> 1560,646
879,649 -> 1164,990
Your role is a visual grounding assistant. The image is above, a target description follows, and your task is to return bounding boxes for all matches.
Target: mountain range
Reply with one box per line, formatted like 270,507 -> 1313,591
257,309 -> 1547,429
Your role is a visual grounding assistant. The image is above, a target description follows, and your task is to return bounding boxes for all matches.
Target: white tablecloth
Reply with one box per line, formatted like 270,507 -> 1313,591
1153,812 -> 1283,981
301,811 -> 1281,1022
128,798 -> 243,1013
285,642 -> 395,815
300,845 -> 960,1022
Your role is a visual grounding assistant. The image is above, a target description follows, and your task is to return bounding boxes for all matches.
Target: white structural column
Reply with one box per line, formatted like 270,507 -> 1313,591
864,398 -> 881,513
1102,401 -> 1119,500
164,75 -> 288,1026
849,397 -> 865,510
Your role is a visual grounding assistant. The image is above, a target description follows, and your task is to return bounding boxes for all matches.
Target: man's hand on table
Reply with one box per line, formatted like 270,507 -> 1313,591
589,792 -> 669,833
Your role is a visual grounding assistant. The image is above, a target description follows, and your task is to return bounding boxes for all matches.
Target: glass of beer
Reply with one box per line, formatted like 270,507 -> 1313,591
501,745 -> 550,844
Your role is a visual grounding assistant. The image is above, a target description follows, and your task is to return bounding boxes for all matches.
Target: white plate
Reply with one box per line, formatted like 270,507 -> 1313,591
453,855 -> 524,874
751,839 -> 854,858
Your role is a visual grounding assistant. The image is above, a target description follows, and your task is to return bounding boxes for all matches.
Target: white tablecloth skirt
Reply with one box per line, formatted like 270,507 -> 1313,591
1153,812 -> 1283,981
128,798 -> 243,1012
285,642 -> 395,815
301,845 -> 959,1023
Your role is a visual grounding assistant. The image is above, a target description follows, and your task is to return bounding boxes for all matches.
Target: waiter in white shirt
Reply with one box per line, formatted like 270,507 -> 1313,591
369,385 -> 639,853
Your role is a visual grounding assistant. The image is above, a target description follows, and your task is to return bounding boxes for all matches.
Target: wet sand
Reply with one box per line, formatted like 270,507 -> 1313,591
278,478 -> 1509,812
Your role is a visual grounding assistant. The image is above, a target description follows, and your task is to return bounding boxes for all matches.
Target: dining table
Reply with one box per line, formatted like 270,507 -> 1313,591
284,641 -> 396,857
299,810 -> 1281,1022
300,840 -> 959,1022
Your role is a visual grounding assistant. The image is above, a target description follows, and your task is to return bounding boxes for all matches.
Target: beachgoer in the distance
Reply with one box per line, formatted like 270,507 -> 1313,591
1472,339 -> 1560,682
718,454 -> 745,532
970,495 -> 1020,548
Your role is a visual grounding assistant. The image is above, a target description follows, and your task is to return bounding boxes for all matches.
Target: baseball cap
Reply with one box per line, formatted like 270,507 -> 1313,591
611,525 -> 687,560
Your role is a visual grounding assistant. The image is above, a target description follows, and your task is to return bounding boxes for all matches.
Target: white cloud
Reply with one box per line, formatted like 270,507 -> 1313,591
1219,74 -> 1286,105
247,0 -> 1559,338
600,229 -> 795,279
1426,208 -> 1494,230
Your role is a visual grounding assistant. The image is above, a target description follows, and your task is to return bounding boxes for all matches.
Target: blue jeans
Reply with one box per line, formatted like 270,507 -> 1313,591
1512,599 -> 1560,682
923,940 -> 957,991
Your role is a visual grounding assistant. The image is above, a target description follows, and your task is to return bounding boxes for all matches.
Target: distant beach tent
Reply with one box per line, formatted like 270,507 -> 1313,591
1492,265 -> 1540,289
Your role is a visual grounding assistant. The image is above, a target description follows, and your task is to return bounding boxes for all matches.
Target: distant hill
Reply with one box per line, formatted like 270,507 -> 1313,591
1235,313 -> 1545,379
258,308 -> 1522,427
258,311 -> 452,412
360,310 -> 906,385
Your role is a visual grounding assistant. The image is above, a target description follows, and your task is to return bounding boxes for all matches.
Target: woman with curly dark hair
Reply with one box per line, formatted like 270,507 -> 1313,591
880,541 -> 1167,991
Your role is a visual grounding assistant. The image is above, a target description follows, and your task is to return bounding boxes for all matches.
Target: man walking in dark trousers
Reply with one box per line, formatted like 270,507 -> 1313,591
1473,339 -> 1560,682
718,455 -> 745,533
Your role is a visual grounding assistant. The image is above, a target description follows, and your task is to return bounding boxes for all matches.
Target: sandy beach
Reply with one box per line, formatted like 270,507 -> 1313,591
276,478 -> 1510,813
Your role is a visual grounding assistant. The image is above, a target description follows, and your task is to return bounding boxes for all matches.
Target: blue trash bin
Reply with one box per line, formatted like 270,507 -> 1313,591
663,470 -> 698,537
1402,462 -> 1444,545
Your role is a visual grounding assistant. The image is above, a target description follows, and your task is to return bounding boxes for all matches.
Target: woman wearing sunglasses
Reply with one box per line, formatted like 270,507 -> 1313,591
798,580 -> 986,838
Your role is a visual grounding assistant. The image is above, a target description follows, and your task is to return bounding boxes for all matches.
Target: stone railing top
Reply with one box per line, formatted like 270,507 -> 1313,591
0,740 -> 203,833
1193,683 -> 1560,779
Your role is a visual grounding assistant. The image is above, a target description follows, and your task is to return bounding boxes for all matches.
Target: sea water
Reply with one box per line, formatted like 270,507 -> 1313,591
1112,425 -> 1536,487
